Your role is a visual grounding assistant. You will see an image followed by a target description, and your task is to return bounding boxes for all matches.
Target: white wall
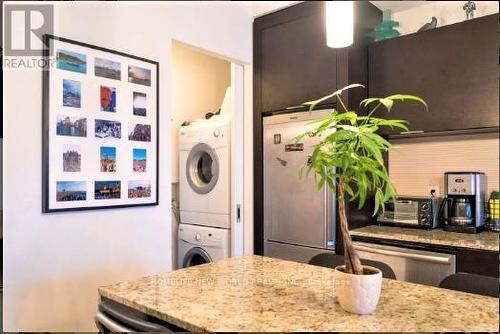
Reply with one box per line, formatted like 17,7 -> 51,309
389,133 -> 499,197
393,1 -> 499,35
3,1 -> 252,331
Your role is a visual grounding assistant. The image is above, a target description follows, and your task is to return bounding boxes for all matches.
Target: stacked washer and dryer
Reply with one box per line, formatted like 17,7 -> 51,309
177,98 -> 232,268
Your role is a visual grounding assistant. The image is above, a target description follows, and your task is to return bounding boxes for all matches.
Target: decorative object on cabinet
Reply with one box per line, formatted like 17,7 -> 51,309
417,17 -> 438,32
374,10 -> 400,42
487,191 -> 500,231
296,84 -> 426,314
463,1 -> 477,20
42,35 -> 159,212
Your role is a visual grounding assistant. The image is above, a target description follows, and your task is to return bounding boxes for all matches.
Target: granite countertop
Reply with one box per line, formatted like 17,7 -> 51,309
99,255 -> 499,332
350,225 -> 499,252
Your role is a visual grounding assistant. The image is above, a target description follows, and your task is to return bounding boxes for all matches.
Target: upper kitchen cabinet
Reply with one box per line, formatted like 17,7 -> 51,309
254,2 -> 381,113
369,14 -> 499,135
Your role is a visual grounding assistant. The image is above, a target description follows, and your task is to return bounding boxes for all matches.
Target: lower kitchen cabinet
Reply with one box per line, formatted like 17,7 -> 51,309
456,249 -> 499,278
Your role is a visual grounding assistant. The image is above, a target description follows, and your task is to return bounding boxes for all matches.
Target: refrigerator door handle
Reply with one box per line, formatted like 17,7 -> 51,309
325,173 -> 336,249
323,182 -> 328,247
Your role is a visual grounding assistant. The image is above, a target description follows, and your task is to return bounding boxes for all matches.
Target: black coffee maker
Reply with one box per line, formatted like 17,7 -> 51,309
440,172 -> 486,233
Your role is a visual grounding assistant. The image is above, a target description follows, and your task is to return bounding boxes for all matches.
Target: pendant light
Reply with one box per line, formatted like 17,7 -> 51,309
326,1 -> 354,48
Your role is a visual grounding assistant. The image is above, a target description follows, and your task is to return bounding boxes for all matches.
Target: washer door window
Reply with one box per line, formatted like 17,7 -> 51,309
186,143 -> 219,194
182,247 -> 213,268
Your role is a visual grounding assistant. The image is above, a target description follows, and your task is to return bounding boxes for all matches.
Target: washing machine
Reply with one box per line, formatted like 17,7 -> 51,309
179,118 -> 230,228
178,223 -> 230,268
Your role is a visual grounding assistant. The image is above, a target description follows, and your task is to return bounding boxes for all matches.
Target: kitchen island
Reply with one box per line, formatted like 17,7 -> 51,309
98,255 -> 499,332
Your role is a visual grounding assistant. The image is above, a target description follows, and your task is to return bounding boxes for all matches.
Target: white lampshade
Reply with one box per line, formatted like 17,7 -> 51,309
326,1 -> 354,48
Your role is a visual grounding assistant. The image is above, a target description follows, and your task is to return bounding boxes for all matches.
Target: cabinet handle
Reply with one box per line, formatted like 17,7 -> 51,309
99,301 -> 170,332
285,105 -> 304,110
400,130 -> 425,135
354,244 -> 453,265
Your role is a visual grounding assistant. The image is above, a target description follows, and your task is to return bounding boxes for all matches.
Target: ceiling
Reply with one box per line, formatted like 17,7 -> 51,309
250,1 -> 436,18
250,1 -> 300,18
370,1 -> 435,13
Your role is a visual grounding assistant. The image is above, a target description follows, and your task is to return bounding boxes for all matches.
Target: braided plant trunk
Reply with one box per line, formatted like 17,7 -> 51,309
337,182 -> 363,274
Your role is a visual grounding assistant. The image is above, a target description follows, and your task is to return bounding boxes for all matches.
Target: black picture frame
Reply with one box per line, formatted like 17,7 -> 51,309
42,34 -> 159,212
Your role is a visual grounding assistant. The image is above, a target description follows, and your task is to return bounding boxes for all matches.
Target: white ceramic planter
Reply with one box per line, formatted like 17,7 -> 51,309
333,265 -> 382,315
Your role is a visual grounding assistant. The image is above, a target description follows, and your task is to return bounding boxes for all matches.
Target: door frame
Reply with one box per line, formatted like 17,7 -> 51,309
170,39 -> 249,260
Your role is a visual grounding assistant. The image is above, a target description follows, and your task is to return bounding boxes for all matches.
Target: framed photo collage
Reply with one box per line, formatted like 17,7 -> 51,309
42,35 -> 159,212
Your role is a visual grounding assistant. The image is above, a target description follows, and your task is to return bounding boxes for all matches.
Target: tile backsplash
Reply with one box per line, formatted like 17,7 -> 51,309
389,133 -> 499,198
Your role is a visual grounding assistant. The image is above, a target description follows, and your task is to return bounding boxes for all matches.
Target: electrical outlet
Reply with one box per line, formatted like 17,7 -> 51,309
428,186 -> 439,197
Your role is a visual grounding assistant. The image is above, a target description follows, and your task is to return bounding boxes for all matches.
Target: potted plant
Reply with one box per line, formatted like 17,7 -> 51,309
296,84 -> 426,314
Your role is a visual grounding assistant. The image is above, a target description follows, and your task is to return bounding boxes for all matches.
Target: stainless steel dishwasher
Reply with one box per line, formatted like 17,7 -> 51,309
95,297 -> 182,332
353,241 -> 456,286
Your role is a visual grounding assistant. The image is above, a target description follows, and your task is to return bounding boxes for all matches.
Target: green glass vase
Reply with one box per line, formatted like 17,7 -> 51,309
374,10 -> 400,42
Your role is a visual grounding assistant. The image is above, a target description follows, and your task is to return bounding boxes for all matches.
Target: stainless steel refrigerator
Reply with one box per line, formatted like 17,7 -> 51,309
263,110 -> 336,263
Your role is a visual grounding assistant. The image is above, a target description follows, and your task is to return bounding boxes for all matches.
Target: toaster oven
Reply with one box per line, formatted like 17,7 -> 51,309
377,196 -> 442,229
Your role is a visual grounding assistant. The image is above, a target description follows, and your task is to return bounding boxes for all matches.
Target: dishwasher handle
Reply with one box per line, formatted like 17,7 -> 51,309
95,311 -> 134,332
354,243 -> 453,265
99,300 -> 172,332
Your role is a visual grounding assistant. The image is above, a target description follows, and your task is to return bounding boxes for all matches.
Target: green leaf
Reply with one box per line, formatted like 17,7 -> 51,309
383,182 -> 397,202
362,94 -> 427,111
359,135 -> 383,164
360,97 -> 381,108
385,94 -> 428,109
333,111 -> 358,125
379,98 -> 394,112
358,185 -> 367,209
373,118 -> 409,131
369,133 -> 391,149
324,130 -> 355,144
343,182 -> 355,198
373,189 -> 385,217
303,84 -> 365,111
325,174 -> 335,191
339,124 -> 360,133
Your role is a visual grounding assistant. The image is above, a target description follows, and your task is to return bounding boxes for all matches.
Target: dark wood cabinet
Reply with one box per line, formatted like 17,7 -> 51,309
255,1 -> 381,114
456,248 -> 499,278
253,2 -> 381,255
369,14 -> 499,135
259,4 -> 337,112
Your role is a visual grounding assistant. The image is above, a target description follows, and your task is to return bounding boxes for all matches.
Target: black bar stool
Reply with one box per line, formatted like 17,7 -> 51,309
439,272 -> 499,297
309,253 -> 396,279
